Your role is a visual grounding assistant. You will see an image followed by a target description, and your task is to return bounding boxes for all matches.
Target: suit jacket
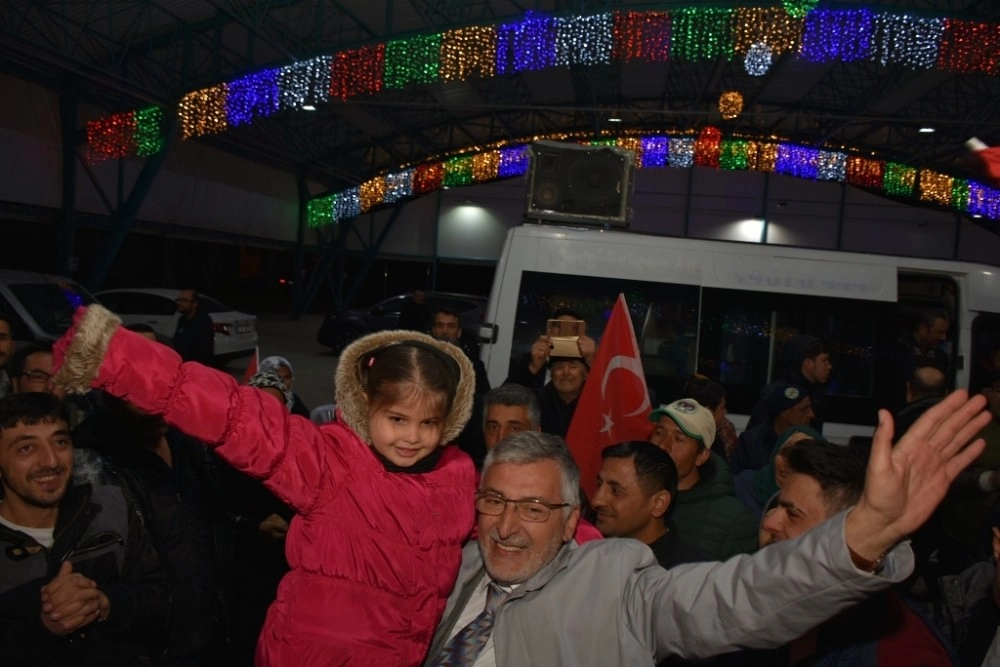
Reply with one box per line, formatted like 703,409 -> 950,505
424,512 -> 913,667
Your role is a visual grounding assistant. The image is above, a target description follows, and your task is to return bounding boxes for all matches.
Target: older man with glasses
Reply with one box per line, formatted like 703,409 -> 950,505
423,391 -> 989,666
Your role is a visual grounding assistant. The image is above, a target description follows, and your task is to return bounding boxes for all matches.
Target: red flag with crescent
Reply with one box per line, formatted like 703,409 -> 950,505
967,137 -> 1000,186
565,294 -> 652,498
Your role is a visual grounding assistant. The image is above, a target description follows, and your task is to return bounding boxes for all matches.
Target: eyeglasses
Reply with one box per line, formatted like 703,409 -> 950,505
475,491 -> 570,523
21,369 -> 53,383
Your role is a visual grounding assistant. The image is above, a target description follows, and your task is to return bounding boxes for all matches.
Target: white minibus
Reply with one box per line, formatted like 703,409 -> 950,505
479,225 -> 1000,443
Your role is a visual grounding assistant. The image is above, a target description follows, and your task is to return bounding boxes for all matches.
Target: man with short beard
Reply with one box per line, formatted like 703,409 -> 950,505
423,391 -> 989,666
0,392 -> 169,667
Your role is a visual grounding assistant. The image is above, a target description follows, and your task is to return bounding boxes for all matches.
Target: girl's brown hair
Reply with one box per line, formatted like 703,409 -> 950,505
357,340 -> 461,417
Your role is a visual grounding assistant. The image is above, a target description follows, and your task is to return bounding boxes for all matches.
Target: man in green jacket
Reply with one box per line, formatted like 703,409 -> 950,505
650,398 -> 759,559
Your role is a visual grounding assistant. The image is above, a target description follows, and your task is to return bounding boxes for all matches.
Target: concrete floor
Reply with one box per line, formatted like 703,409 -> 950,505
221,313 -> 339,413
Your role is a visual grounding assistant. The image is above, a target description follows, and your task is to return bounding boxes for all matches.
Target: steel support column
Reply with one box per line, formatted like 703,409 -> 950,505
431,188 -> 442,290
85,116 -> 176,291
291,171 -> 309,319
294,217 -> 357,319
341,204 -> 404,310
58,80 -> 78,277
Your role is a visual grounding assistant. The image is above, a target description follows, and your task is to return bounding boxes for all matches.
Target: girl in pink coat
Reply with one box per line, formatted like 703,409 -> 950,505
53,305 -> 477,666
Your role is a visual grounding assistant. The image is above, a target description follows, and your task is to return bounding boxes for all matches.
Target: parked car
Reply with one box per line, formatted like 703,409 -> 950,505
317,291 -> 487,354
0,269 -> 100,343
96,288 -> 257,363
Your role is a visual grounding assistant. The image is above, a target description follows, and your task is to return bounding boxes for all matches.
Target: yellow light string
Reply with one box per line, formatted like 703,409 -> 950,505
359,176 -> 387,213
733,7 -> 802,54
919,169 -> 953,205
178,84 -> 228,139
440,26 -> 498,81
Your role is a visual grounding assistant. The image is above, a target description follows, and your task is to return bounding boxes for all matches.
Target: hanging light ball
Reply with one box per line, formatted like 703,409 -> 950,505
719,91 -> 744,120
745,42 -> 773,76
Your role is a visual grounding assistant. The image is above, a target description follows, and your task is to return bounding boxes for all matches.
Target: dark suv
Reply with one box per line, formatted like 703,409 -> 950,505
317,292 -> 487,354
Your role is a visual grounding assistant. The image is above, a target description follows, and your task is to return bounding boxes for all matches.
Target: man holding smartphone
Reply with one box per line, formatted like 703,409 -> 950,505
506,309 -> 596,438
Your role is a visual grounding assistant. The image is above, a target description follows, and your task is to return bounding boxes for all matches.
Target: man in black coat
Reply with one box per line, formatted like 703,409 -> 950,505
0,393 -> 170,667
173,289 -> 215,365
747,334 -> 831,433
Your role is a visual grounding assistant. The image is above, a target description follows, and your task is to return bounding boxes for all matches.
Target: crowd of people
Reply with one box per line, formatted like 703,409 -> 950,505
0,294 -> 999,666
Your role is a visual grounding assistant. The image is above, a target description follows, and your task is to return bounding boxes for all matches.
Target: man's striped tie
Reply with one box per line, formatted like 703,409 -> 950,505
433,583 -> 505,666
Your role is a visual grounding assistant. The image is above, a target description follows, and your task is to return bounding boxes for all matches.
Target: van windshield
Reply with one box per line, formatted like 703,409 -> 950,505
9,282 -> 97,337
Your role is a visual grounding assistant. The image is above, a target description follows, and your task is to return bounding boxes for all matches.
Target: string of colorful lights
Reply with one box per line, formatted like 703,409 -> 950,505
303,130 -> 999,228
84,7 -> 1000,223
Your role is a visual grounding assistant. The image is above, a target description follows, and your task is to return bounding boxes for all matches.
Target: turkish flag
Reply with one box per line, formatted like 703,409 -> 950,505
967,137 -> 1000,186
565,294 -> 652,498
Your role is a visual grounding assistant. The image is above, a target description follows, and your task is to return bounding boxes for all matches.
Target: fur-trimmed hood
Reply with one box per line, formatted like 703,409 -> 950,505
335,329 -> 475,445
54,304 -> 122,395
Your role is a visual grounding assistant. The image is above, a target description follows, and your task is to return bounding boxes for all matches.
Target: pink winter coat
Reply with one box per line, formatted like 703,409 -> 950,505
54,308 -> 478,666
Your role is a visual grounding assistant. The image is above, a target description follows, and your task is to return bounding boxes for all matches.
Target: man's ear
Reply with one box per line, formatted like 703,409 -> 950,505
562,506 -> 581,543
650,490 -> 672,519
695,447 -> 712,467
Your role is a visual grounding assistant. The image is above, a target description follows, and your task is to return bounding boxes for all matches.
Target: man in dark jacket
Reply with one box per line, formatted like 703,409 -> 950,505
592,441 -> 704,568
507,355 -> 588,438
0,392 -> 170,667
650,399 -> 758,559
732,381 -> 813,474
431,307 -> 491,467
73,393 -> 234,665
747,334 -> 831,433
505,309 -> 594,438
895,308 -> 951,409
894,364 -> 948,437
173,289 -> 214,365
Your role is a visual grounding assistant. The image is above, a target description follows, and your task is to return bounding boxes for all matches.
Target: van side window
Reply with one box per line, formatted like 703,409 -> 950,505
510,271 -> 699,404
893,271 -> 956,408
970,314 -> 1000,395
698,287 -> 891,426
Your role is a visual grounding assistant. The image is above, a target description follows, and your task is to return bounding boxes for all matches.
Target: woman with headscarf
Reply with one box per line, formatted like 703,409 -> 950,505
248,370 -> 293,410
733,425 -> 824,520
259,356 -> 311,417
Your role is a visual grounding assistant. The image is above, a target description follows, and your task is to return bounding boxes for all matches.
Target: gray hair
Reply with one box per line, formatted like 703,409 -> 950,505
260,356 -> 294,379
482,383 -> 541,430
482,431 -> 581,511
